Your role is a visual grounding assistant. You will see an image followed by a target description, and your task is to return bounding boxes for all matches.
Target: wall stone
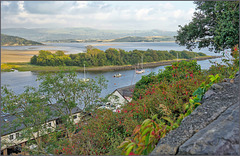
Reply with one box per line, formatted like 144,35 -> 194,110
178,103 -> 239,155
150,74 -> 239,155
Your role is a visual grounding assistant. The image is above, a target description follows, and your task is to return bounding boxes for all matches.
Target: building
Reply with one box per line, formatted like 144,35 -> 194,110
0,105 -> 85,155
99,85 -> 135,111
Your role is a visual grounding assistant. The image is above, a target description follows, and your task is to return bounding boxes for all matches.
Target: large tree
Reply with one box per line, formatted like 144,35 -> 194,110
175,1 -> 239,52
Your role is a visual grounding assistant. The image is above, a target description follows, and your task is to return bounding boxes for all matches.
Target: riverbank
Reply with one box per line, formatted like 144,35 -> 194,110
1,56 -> 221,72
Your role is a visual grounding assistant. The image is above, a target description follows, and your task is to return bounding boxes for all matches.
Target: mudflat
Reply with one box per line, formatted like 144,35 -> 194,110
1,49 -> 57,63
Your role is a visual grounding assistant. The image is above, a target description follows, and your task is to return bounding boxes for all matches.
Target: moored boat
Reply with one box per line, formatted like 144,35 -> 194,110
114,73 -> 122,77
81,64 -> 90,82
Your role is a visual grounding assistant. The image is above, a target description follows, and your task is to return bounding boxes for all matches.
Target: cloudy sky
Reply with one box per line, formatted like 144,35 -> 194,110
1,1 -> 196,31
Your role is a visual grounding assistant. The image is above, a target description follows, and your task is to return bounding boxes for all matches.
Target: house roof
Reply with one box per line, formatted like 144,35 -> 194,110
1,104 -> 82,136
115,85 -> 135,99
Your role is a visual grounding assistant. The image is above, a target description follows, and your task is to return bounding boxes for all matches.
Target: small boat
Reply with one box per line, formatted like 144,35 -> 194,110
114,73 -> 122,77
136,55 -> 145,74
136,69 -> 145,74
81,64 -> 90,82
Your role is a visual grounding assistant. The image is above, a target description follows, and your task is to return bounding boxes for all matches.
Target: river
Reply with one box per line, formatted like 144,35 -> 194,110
1,42 -> 226,97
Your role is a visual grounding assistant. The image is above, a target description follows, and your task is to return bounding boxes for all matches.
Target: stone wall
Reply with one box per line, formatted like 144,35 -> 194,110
150,72 -> 239,155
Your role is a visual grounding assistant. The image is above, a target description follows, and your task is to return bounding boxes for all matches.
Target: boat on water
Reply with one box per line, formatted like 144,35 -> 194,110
136,69 -> 145,74
81,64 -> 90,82
114,73 -> 122,77
136,55 -> 145,74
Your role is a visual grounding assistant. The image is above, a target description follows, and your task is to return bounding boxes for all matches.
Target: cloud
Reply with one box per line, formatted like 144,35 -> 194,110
1,1 -> 196,31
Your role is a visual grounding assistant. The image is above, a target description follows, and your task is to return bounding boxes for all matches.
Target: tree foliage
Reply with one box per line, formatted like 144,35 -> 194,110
30,48 -> 206,67
175,1 -> 239,52
1,70 -> 107,154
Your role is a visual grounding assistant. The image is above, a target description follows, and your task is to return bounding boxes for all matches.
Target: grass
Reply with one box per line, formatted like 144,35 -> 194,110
1,62 -> 83,72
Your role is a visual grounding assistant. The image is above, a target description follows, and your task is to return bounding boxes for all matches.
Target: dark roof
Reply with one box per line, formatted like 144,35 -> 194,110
1,104 -> 82,136
115,85 -> 135,98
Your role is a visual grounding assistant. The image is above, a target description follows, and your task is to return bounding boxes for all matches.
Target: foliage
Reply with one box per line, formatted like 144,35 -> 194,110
30,48 -> 206,67
68,61 -> 207,155
31,50 -> 72,66
207,44 -> 239,79
65,109 -> 128,155
118,74 -> 220,155
1,86 -> 54,155
175,1 -> 239,52
1,70 -> 107,155
1,63 -> 19,71
134,60 -> 201,100
37,70 -> 107,111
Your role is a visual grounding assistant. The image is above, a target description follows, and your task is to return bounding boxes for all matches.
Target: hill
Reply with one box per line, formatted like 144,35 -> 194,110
1,28 -> 177,42
1,34 -> 43,46
110,36 -> 174,42
43,36 -> 174,43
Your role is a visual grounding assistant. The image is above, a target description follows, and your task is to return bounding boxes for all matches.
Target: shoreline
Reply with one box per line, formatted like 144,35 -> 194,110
1,55 -> 222,72
84,56 -> 221,72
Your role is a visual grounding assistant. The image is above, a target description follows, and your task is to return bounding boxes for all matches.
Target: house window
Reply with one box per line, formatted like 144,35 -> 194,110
48,123 -> 51,127
56,118 -> 62,125
16,133 -> 19,138
9,134 -> 14,140
73,115 -> 77,119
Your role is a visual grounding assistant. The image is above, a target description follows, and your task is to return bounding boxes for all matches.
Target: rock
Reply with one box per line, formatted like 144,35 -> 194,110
150,74 -> 239,156
211,84 -> 223,90
178,103 -> 239,155
202,90 -> 216,101
230,79 -> 234,83
223,78 -> 231,82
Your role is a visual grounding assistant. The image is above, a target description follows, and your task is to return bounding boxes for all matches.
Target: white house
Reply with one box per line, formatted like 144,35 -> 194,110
99,85 -> 135,112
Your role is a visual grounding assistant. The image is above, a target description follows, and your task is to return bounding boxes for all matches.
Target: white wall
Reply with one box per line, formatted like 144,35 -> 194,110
108,90 -> 127,106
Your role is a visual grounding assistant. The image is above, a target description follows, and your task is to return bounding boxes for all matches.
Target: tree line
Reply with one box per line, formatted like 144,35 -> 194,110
30,46 -> 206,67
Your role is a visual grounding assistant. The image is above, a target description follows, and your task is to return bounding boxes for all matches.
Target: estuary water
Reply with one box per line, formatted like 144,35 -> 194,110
1,42 -> 225,97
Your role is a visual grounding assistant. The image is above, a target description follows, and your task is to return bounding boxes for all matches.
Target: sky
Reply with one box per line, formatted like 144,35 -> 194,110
1,1 -> 196,31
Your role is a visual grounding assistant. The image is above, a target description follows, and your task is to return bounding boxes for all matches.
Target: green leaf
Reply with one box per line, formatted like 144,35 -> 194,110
141,127 -> 152,137
162,117 -> 174,124
145,133 -> 150,145
124,142 -> 135,151
125,145 -> 134,155
152,114 -> 158,120
189,98 -> 194,104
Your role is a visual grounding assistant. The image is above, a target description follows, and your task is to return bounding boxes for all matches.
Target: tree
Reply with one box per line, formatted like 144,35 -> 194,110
55,51 -> 65,56
1,70 -> 107,154
1,86 -> 54,155
37,70 -> 107,145
30,55 -> 38,64
175,1 -> 239,52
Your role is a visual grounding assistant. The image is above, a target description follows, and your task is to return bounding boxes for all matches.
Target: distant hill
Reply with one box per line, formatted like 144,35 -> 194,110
1,34 -> 43,46
43,36 -> 174,43
1,28 -> 177,42
110,36 -> 174,42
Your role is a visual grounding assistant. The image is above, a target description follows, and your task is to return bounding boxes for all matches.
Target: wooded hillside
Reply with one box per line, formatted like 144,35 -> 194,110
1,34 -> 43,46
